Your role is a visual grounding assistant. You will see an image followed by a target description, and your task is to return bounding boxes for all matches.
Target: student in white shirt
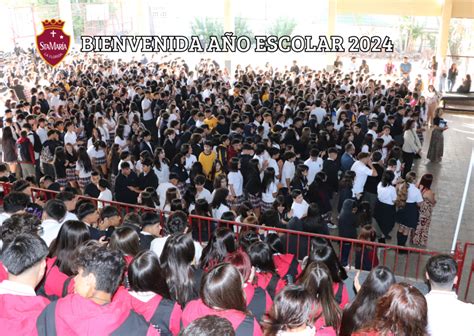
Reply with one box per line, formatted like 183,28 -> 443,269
281,152 -> 297,191
395,171 -> 423,248
425,255 -> 474,336
194,175 -> 212,204
261,167 -> 278,213
40,199 -> 67,246
267,147 -> 281,179
290,189 -> 309,219
56,191 -> 79,224
211,187 -> 231,220
350,152 -> 378,198
97,179 -> 113,209
304,148 -> 324,185
227,158 -> 244,210
157,173 -> 180,211
373,171 -> 398,243
310,100 -> 327,125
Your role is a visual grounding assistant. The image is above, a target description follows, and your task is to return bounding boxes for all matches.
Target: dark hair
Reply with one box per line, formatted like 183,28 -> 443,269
109,227 -> 140,257
160,233 -> 197,307
238,230 -> 260,252
211,188 -> 229,209
3,192 -> 30,213
100,206 -> 120,220
364,283 -> 428,336
308,239 -> 348,282
141,212 -> 161,228
1,213 -> 41,246
261,167 -> 276,193
298,261 -> 341,329
247,241 -> 277,274
425,254 -> 458,288
48,220 -> 91,275
381,170 -> 395,187
419,173 -> 433,190
1,234 -> 48,275
56,191 -> 76,203
200,263 -> 247,313
262,285 -> 315,336
128,250 -> 171,299
165,210 -> 188,235
44,199 -> 67,221
224,249 -> 253,282
74,243 -> 125,294
178,315 -> 235,336
77,202 -> 97,221
339,266 -> 396,336
200,227 -> 236,270
77,147 -> 93,173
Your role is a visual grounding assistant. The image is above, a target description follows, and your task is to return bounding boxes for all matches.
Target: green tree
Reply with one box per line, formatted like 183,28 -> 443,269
235,17 -> 253,40
267,17 -> 297,37
190,17 -> 224,41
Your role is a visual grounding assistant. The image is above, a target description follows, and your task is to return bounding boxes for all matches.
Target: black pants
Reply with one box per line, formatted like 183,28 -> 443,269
402,151 -> 415,178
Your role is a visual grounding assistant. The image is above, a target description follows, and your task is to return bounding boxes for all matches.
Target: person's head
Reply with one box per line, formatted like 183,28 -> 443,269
73,242 -> 125,298
425,254 -> 458,290
224,249 -> 254,283
297,261 -> 341,328
43,199 -> 67,222
200,263 -> 247,313
99,206 -> 121,228
178,315 -> 235,336
291,189 -> 304,204
48,220 -> 91,275
141,212 -> 162,237
164,210 -> 188,235
370,283 -> 427,336
3,192 -> 29,214
77,202 -> 99,225
308,240 -> 347,282
1,234 -> 48,287
120,161 -> 131,176
328,147 -> 338,160
200,227 -> 236,270
357,152 -> 371,164
211,187 -> 229,209
56,191 -> 78,212
262,285 -> 316,336
128,250 -> 170,299
247,241 -> 276,274
340,266 -> 396,335
419,173 -> 433,190
0,213 -> 41,246
109,226 -> 140,257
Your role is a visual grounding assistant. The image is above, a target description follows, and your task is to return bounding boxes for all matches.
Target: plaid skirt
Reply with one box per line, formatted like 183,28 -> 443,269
260,200 -> 274,214
247,193 -> 262,209
78,176 -> 91,189
177,182 -> 186,197
95,156 -> 106,166
57,178 -> 68,188
66,168 -> 78,182
229,195 -> 245,208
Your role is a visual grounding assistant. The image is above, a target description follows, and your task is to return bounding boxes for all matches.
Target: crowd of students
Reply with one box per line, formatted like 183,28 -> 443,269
0,51 -> 472,334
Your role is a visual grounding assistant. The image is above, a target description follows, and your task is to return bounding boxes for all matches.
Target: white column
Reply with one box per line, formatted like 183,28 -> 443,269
58,0 -> 74,42
223,0 -> 234,73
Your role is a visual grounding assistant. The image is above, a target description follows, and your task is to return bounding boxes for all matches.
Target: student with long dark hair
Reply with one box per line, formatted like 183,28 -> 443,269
75,147 -> 93,190
305,239 -> 349,308
160,233 -> 202,308
297,261 -> 342,334
247,241 -> 286,299
114,251 -> 182,336
374,170 -> 397,243
245,158 -> 262,216
339,266 -> 396,336
266,233 -> 299,282
260,167 -> 278,213
199,227 -> 236,271
211,187 -> 231,219
224,249 -> 273,323
352,283 -> 428,336
262,285 -> 316,336
40,220 -> 90,299
182,263 -> 263,336
109,227 -> 140,266
227,157 -> 244,210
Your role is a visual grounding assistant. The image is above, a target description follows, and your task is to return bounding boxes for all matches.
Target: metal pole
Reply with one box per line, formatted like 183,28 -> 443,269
451,147 -> 474,252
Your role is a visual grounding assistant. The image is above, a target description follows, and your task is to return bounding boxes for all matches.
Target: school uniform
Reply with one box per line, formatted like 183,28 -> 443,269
322,158 -> 340,195
182,299 -> 263,336
36,294 -> 158,336
113,287 -> 182,336
273,253 -> 299,281
40,219 -> 62,247
254,271 -> 286,299
396,183 -> 423,229
374,183 -> 397,238
243,284 -> 273,323
38,257 -> 74,300
0,280 -> 50,336
228,171 -> 245,208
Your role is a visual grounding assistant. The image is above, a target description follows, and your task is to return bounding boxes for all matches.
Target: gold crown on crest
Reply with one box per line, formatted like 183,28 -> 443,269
41,19 -> 65,30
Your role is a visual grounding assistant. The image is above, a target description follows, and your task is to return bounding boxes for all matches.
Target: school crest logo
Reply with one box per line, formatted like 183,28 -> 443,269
36,19 -> 70,67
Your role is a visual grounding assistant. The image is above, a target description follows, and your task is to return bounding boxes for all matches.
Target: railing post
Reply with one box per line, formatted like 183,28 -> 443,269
453,242 -> 466,293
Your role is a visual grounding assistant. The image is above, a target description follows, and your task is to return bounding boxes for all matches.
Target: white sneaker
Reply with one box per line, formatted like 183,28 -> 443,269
327,223 -> 338,229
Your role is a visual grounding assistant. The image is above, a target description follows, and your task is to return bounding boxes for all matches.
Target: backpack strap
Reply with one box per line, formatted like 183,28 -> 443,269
266,273 -> 279,299
36,300 -> 58,336
149,297 -> 175,336
36,259 -> 59,301
285,255 -> 299,279
247,287 -> 266,323
234,314 -> 255,336
111,311 -> 149,336
61,277 -> 73,298
335,282 -> 344,304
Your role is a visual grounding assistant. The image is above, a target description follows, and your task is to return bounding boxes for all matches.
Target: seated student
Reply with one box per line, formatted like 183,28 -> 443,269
39,221 -> 91,299
0,234 -> 50,336
225,250 -> 273,323
109,227 -> 140,266
83,171 -> 100,198
199,227 -> 237,271
297,261 -> 342,335
39,175 -> 61,197
56,191 -> 79,223
40,199 -> 67,246
182,263 -> 263,336
114,251 -> 182,335
0,191 -> 30,226
262,285 -> 319,336
139,212 -> 162,250
151,211 -> 202,263
179,315 -> 235,336
97,206 -> 121,238
121,212 -> 142,234
36,242 -> 158,335
247,241 -> 286,299
77,202 -> 102,240
425,254 -> 474,336
0,163 -> 15,198
265,233 -> 299,282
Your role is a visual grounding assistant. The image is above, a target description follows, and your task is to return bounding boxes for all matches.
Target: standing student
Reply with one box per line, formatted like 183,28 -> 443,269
350,152 -> 378,200
0,234 -> 50,336
374,171 -> 397,243
182,263 -> 263,336
412,174 -> 436,246
338,199 -> 358,267
75,147 -> 93,191
260,167 -> 278,215
401,120 -> 422,178
139,212 -> 162,250
427,114 -> 448,163
227,157 -> 244,210
395,171 -> 423,248
322,147 -> 340,197
36,243 -> 158,335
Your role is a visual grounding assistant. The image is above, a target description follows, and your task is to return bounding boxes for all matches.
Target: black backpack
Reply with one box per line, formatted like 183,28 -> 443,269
31,131 -> 43,153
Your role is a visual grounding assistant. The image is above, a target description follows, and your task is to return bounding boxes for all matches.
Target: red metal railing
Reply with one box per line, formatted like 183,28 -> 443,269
1,183 -> 473,302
